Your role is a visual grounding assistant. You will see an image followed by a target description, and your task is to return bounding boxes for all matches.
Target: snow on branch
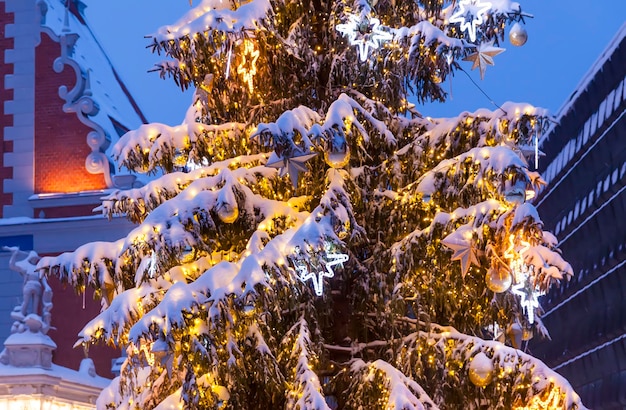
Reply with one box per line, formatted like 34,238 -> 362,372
310,94 -> 396,147
399,323 -> 587,410
112,114 -> 247,173
390,199 -> 504,259
397,103 -> 549,157
126,211 -> 329,343
153,0 -> 272,41
77,284 -> 162,345
38,239 -> 124,294
278,317 -> 330,410
316,168 -> 364,241
413,145 -> 529,200
393,20 -> 465,53
98,157 -> 274,222
251,94 -> 397,156
523,243 -> 573,290
347,359 -> 438,410
253,105 -> 321,149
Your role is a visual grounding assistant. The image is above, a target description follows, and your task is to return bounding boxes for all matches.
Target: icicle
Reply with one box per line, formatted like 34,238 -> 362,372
82,289 -> 86,309
446,51 -> 454,99
225,41 -> 233,79
534,133 -> 538,170
62,0 -> 70,33
148,251 -> 157,278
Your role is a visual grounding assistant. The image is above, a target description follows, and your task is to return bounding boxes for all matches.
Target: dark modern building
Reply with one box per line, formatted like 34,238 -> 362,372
532,23 -> 626,409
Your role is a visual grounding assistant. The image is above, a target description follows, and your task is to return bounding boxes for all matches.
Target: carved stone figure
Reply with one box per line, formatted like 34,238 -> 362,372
1,247 -> 56,368
2,246 -> 53,334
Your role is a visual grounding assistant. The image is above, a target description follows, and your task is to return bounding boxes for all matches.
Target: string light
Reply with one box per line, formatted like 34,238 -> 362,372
237,38 -> 259,92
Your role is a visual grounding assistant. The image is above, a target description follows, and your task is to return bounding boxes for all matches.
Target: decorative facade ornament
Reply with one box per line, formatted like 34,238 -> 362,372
1,247 -> 55,369
38,5 -> 114,188
2,247 -> 52,335
0,246 -> 108,405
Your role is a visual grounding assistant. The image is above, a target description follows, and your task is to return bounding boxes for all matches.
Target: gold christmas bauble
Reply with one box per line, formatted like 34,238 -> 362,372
217,203 -> 239,224
324,147 -> 350,168
485,267 -> 512,293
468,352 -> 494,387
509,22 -> 528,47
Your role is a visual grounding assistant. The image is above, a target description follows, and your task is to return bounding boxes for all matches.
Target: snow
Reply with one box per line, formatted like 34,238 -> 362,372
32,10 -> 585,404
393,21 -> 465,53
351,359 -> 435,410
402,322 -> 586,410
153,0 -> 272,40
0,214 -> 108,226
254,106 -> 321,148
0,361 -> 110,389
415,145 -> 528,197
281,318 -> 330,410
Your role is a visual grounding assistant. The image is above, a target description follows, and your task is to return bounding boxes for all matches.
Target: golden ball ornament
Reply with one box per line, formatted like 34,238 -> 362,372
509,22 -> 528,47
324,146 -> 350,168
217,203 -> 239,224
486,267 -> 512,293
468,352 -> 494,387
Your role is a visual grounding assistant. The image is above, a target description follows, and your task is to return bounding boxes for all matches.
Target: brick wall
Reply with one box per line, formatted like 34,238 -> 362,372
48,275 -> 118,379
34,33 -> 106,194
0,3 -> 14,216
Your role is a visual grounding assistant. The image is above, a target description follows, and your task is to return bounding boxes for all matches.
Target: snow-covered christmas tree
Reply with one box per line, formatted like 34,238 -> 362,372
39,0 -> 587,408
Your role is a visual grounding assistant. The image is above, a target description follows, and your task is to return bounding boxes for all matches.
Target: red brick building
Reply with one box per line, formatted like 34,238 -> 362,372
0,0 -> 147,379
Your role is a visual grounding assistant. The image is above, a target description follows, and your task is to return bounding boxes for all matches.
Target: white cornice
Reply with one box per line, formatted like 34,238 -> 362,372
0,369 -> 107,405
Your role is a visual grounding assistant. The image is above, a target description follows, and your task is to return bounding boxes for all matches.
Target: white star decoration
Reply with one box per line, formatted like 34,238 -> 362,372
462,41 -> 505,80
510,273 -> 542,324
449,0 -> 492,43
292,244 -> 349,296
442,231 -> 480,278
266,149 -> 317,187
336,14 -> 393,62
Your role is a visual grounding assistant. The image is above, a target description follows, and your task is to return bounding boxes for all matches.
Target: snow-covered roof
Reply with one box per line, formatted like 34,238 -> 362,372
0,362 -> 109,390
41,0 -> 147,146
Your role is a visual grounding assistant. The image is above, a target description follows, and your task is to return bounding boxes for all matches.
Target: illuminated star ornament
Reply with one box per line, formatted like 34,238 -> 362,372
336,14 -> 393,62
442,228 -> 480,278
463,41 -> 505,80
510,273 -> 543,324
237,38 -> 259,93
291,243 -> 349,296
448,0 -> 492,43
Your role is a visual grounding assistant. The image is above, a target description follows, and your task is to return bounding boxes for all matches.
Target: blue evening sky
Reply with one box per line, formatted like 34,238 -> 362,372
84,1 -> 626,126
